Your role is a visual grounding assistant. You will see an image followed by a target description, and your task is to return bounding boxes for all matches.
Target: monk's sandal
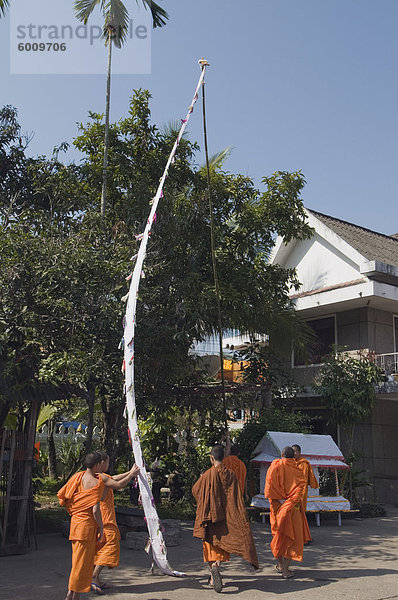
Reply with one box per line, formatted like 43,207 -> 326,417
211,565 -> 223,593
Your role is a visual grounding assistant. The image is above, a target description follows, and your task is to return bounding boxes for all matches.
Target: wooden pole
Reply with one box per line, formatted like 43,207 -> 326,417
200,59 -> 228,434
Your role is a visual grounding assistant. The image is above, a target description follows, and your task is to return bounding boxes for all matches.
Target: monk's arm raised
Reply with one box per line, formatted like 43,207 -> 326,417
100,465 -> 140,490
110,470 -> 133,481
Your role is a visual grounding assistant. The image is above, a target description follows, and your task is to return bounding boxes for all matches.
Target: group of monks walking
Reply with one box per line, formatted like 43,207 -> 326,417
57,441 -> 318,597
192,441 -> 318,591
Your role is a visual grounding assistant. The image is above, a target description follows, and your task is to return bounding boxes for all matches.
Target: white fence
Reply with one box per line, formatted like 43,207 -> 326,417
36,423 -> 101,450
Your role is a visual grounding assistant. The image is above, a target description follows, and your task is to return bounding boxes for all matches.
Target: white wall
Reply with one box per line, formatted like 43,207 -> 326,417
284,232 -> 362,294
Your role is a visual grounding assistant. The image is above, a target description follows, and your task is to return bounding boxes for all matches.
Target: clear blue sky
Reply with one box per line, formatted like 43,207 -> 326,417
1,0 -> 397,234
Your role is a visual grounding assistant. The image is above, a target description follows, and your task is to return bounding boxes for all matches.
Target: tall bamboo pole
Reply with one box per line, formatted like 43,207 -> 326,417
200,60 -> 228,433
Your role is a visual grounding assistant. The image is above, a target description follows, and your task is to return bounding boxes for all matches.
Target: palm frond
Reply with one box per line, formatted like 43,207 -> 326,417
160,119 -> 183,137
103,0 -> 129,47
74,0 -> 105,23
200,146 -> 233,172
208,146 -> 233,170
138,0 -> 168,28
0,0 -> 10,17
36,404 -> 58,431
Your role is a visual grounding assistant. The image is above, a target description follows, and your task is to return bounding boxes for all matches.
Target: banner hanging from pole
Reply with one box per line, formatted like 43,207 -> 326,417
122,60 -> 209,576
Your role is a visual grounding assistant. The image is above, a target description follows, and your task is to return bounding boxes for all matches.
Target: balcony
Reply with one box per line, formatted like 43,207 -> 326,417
374,352 -> 398,394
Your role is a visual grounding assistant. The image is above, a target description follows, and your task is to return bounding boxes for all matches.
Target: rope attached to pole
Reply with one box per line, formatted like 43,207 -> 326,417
200,60 -> 228,433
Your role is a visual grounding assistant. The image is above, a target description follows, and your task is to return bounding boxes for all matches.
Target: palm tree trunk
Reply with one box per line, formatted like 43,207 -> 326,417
101,31 -> 113,217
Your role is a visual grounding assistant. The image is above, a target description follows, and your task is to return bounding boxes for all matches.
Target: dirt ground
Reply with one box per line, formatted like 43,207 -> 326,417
1,508 -> 397,600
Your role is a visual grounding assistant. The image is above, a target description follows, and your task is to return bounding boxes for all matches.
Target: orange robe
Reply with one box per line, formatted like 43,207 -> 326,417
223,455 -> 247,495
296,457 -> 319,510
192,463 -> 258,569
94,473 -> 121,568
58,471 -> 104,593
264,458 -> 310,562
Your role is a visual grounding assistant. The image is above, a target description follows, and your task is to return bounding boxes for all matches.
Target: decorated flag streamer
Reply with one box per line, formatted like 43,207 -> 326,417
123,60 -> 208,576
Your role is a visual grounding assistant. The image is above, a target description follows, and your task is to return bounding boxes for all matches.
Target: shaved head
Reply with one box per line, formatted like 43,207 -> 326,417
292,444 -> 301,458
210,445 -> 224,462
281,446 -> 295,459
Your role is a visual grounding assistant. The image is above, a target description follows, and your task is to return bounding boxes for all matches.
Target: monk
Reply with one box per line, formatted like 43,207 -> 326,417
192,445 -> 258,593
292,444 -> 319,510
224,439 -> 247,499
91,452 -> 140,594
264,446 -> 310,579
57,452 -> 105,600
292,443 -> 319,543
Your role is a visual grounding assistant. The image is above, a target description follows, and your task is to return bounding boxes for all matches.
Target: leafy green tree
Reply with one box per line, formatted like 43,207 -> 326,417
313,349 -> 384,502
0,108 -> 112,446
73,91 -> 313,377
314,348 -> 383,453
1,94 -> 314,481
74,0 -> 168,216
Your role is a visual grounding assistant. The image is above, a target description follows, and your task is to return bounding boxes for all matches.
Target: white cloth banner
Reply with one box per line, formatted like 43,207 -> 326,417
123,63 -> 207,576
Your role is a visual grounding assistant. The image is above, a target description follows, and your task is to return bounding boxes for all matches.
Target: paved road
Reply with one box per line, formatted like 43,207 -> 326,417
1,509 -> 397,599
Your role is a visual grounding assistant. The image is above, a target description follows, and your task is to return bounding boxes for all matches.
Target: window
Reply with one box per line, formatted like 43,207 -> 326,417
294,316 -> 336,366
394,316 -> 398,354
233,409 -> 245,421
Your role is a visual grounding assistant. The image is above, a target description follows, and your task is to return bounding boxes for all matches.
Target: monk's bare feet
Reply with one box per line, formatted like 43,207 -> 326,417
91,581 -> 104,595
65,591 -> 79,600
282,569 -> 295,579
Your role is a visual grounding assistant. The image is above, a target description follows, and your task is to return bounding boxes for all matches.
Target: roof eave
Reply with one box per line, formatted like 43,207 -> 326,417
360,260 -> 398,286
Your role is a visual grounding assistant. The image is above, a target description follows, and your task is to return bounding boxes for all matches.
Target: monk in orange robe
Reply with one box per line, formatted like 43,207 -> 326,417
264,446 -> 310,579
292,444 -> 319,543
223,442 -> 247,498
91,451 -> 140,593
192,445 -> 258,593
58,452 -> 105,600
292,444 -> 319,510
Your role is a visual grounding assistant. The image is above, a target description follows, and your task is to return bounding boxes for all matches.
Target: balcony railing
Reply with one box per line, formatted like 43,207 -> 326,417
375,352 -> 398,376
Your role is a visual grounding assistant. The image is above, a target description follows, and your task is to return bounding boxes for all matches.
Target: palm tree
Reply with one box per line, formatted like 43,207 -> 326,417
0,0 -> 10,17
74,1 -> 168,216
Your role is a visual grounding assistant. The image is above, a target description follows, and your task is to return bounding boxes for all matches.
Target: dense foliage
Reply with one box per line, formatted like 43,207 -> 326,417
1,93 -> 313,475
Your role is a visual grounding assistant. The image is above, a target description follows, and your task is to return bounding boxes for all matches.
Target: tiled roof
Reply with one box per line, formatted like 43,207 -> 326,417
308,209 -> 398,266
